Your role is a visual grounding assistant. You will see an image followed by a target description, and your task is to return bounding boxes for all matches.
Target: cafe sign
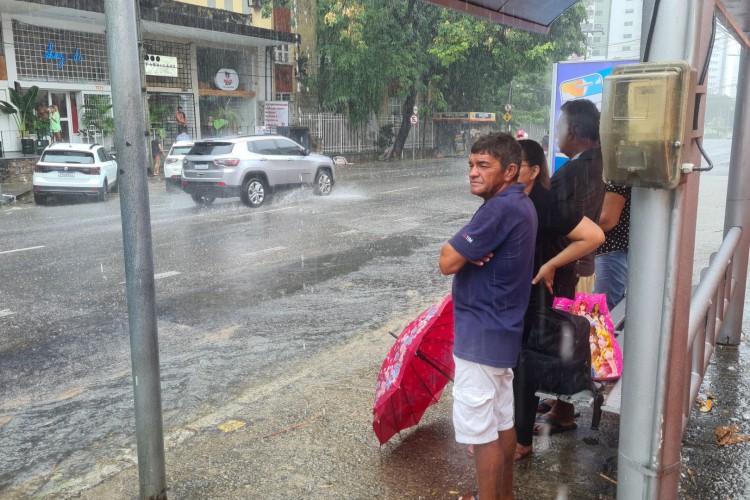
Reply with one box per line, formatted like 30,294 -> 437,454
144,54 -> 178,77
214,68 -> 239,91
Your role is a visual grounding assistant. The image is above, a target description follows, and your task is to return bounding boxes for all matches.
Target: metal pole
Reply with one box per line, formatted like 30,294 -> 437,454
104,1 -> 167,499
719,46 -> 750,345
617,0 -> 704,497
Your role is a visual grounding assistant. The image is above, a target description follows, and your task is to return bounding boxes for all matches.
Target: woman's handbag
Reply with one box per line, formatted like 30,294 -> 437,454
518,306 -> 594,395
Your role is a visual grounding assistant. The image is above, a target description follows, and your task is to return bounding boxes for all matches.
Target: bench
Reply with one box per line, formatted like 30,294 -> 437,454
535,299 -> 626,429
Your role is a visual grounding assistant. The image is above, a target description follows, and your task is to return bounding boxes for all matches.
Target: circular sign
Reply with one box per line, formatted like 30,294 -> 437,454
410,114 -> 418,124
503,112 -> 512,122
413,105 -> 419,115
214,68 -> 239,91
504,104 -> 512,112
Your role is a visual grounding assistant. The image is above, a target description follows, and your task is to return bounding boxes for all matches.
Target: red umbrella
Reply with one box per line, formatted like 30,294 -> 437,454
373,295 -> 455,445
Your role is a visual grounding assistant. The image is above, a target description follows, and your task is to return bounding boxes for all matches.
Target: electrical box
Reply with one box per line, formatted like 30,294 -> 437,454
600,61 -> 695,189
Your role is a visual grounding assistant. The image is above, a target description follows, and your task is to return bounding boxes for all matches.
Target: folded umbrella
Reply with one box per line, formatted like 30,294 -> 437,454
373,295 -> 454,445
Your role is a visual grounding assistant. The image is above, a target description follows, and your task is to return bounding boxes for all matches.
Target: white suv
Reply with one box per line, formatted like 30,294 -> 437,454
32,143 -> 118,204
181,135 -> 335,207
164,140 -> 194,192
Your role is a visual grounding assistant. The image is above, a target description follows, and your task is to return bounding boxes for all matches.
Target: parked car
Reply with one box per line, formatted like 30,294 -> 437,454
181,135 -> 335,207
32,143 -> 118,204
163,140 -> 194,192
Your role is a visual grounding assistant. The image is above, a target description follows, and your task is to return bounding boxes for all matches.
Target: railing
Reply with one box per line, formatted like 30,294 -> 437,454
297,112 -> 434,154
684,226 -> 742,432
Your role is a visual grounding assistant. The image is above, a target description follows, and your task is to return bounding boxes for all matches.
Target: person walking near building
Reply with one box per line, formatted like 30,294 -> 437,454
534,99 -> 605,436
49,105 -> 62,143
175,106 -> 188,134
439,132 -> 537,500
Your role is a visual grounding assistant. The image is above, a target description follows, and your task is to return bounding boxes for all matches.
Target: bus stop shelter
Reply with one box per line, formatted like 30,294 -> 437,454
427,0 -> 750,498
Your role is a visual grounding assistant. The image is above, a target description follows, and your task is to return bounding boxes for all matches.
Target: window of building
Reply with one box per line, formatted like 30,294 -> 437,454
275,45 -> 290,65
592,49 -> 602,56
624,21 -> 634,26
595,10 -> 602,15
623,34 -> 632,39
275,93 -> 291,101
625,9 -> 635,13
388,97 -> 403,117
622,46 -> 631,52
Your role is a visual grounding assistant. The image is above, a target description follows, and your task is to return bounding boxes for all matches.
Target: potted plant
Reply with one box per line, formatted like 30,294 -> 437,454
213,99 -> 241,136
0,82 -> 39,154
32,115 -> 51,154
81,99 -> 115,145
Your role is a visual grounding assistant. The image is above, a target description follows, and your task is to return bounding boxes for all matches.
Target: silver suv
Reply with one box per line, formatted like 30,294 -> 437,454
181,135 -> 335,207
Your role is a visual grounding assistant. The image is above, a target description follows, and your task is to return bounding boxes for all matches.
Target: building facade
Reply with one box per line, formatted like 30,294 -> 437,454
0,0 -> 301,152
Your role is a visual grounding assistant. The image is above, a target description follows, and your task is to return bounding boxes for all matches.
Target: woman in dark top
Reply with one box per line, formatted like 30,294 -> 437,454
512,140 -> 604,461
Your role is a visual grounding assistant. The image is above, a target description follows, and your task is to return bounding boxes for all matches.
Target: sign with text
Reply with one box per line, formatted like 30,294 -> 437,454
44,41 -> 84,69
214,68 -> 240,91
144,54 -> 178,77
263,101 -> 289,127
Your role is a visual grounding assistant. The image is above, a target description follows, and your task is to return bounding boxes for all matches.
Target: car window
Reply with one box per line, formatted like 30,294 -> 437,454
274,138 -> 305,155
249,139 -> 278,155
97,149 -> 107,162
41,151 -> 95,164
190,142 -> 234,155
171,146 -> 193,156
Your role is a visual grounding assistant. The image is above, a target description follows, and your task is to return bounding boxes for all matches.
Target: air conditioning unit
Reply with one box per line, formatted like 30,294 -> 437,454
249,0 -> 262,8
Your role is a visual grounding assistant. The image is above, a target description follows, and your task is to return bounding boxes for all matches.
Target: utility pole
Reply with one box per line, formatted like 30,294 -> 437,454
104,1 -> 167,499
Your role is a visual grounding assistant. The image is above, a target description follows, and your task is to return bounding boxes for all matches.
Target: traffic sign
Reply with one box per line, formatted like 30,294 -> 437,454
413,105 -> 419,115
504,104 -> 512,112
503,112 -> 512,122
410,114 -> 418,124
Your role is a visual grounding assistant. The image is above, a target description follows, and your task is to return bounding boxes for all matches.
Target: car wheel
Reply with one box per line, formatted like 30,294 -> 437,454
34,193 -> 47,205
314,169 -> 333,196
98,179 -> 109,202
191,193 -> 215,205
241,177 -> 266,208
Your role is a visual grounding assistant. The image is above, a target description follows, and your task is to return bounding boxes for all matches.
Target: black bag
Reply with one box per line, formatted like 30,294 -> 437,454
518,306 -> 593,395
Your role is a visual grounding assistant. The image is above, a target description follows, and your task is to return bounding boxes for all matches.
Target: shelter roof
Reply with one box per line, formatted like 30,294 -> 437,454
425,0 -> 750,47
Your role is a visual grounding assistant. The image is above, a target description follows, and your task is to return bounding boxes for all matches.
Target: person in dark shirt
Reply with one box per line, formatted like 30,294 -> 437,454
513,139 -> 604,460
535,99 -> 605,436
440,133 -> 537,500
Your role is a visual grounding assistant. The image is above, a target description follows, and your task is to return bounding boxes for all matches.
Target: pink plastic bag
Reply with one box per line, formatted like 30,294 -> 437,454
552,293 -> 623,381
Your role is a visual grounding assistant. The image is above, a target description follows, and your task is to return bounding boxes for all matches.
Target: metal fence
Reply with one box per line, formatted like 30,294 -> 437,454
296,112 -> 434,155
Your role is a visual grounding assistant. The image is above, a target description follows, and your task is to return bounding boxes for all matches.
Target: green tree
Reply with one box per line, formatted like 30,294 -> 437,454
311,1 -> 586,156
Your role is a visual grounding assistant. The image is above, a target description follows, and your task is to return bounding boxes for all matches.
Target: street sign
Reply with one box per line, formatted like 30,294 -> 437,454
503,112 -> 512,122
504,103 -> 512,112
410,114 -> 418,124
413,105 -> 419,115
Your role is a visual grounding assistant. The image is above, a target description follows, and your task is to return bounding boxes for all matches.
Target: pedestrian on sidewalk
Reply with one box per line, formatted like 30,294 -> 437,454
151,135 -> 163,177
49,105 -> 62,143
439,132 -> 537,500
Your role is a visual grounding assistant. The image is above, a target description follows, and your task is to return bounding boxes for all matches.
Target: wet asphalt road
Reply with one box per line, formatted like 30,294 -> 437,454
0,157 -> 477,494
1,138 -> 747,498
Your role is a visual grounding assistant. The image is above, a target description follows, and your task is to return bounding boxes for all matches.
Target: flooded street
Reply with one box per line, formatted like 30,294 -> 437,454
2,140 -> 749,498
0,157 -> 475,495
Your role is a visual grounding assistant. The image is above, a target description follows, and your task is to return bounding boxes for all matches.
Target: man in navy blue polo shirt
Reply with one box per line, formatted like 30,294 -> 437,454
440,133 -> 537,500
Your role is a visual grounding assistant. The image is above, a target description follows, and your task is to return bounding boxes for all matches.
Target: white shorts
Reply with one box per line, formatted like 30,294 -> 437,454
452,355 -> 514,444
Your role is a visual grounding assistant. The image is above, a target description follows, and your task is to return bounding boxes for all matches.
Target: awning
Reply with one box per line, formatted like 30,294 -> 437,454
424,0 -> 750,48
422,0 -> 580,34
